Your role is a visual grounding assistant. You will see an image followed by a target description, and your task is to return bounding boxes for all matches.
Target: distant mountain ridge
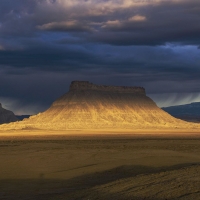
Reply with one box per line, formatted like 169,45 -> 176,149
16,115 -> 31,121
0,103 -> 18,124
162,102 -> 200,123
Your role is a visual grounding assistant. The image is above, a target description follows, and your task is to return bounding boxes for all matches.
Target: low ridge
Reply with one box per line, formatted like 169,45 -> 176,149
0,103 -> 18,124
0,81 -> 198,130
162,102 -> 200,123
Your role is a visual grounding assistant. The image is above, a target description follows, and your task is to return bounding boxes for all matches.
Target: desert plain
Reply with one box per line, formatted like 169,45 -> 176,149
0,130 -> 200,200
0,82 -> 200,199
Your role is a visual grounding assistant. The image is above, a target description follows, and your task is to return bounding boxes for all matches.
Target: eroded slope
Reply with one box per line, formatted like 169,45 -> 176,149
0,81 -> 198,130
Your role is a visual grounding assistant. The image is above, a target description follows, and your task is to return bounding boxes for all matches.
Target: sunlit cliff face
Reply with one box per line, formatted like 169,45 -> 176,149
0,81 -> 199,131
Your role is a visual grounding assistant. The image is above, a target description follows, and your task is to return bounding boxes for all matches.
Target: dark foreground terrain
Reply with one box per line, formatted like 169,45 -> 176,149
0,134 -> 200,200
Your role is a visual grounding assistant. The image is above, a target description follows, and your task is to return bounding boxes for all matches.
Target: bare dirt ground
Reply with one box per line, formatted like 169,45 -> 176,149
0,131 -> 200,200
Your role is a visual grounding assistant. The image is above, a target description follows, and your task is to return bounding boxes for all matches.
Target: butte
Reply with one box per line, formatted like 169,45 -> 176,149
0,81 -> 198,131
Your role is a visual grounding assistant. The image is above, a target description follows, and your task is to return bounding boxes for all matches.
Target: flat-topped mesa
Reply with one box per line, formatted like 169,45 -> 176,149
69,81 -> 146,95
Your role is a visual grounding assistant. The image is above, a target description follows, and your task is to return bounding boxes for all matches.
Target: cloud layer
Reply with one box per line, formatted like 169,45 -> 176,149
0,0 -> 200,114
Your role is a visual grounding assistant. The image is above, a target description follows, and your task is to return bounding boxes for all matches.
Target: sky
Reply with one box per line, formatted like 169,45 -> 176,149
0,0 -> 200,115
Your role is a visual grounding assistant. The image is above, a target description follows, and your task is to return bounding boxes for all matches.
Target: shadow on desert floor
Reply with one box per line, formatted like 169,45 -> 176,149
0,163 -> 200,200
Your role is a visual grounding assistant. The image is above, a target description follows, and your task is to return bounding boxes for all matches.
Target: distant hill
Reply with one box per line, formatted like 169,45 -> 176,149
162,102 -> 200,123
0,103 -> 18,124
16,115 -> 31,121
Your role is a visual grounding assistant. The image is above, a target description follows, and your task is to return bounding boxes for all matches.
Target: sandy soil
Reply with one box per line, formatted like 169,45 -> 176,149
0,131 -> 200,200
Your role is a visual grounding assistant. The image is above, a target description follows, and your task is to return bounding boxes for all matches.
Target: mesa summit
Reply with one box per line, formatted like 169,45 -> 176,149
0,81 -> 199,131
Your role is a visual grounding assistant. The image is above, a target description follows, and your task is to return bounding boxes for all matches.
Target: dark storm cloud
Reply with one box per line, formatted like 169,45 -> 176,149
0,45 -> 92,70
0,0 -> 200,47
0,0 -> 200,114
32,0 -> 200,46
92,1 -> 200,46
0,0 -> 39,38
0,0 -> 200,45
0,43 -> 200,83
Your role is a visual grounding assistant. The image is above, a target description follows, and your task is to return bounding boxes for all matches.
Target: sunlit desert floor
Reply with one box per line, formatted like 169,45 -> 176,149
0,130 -> 200,200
